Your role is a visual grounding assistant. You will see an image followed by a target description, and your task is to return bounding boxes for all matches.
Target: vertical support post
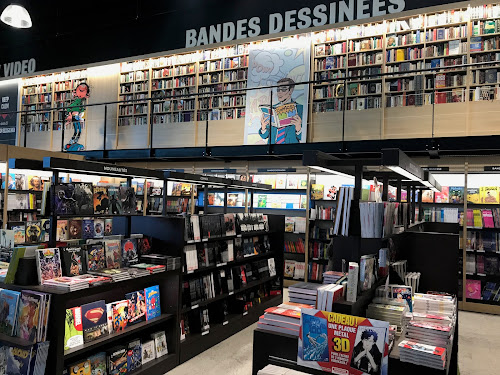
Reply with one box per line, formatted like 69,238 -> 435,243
24,119 -> 27,148
411,186 -> 416,224
267,88 -> 273,155
61,119 -> 65,152
203,184 -> 208,213
304,167 -> 312,282
341,76 -> 347,152
126,177 -> 132,237
223,186 -> 228,214
143,179 -> 148,216
103,104 -> 108,151
205,118 -> 209,155
418,188 -> 423,222
49,170 -> 59,247
162,178 -> 168,216
396,179 -> 402,202
382,175 -> 389,202
149,100 -> 154,150
2,162 -> 9,229
463,162 -> 468,308
250,189 -> 254,213
353,164 -> 362,201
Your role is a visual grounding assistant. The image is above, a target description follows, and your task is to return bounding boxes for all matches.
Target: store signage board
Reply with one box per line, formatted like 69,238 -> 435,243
422,167 -> 450,172
484,166 -> 500,172
164,169 -> 185,173
203,169 -> 237,173
1,0 -> 465,77
257,168 -> 297,173
0,81 -> 18,144
297,309 -> 389,374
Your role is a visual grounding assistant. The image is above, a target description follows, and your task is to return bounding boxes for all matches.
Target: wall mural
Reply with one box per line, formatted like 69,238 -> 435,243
244,38 -> 310,145
64,82 -> 90,151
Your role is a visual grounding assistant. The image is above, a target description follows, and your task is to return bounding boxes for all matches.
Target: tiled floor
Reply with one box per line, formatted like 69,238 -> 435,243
168,293 -> 493,374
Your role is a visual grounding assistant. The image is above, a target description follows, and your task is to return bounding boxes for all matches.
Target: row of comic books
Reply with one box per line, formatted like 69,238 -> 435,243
0,341 -> 50,375
64,285 -> 161,350
10,220 -> 50,245
54,183 -> 137,215
65,330 -> 168,375
0,289 -> 50,344
56,218 -> 113,241
1,173 -> 46,191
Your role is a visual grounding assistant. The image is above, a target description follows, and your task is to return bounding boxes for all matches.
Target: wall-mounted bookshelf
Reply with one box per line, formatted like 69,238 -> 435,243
118,60 -> 151,127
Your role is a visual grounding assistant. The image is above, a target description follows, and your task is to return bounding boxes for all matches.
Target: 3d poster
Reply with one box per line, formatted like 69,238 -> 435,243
244,38 -> 310,145
298,309 -> 389,375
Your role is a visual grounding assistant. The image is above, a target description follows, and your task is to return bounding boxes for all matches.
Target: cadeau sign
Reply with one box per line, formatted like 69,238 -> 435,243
298,308 -> 390,375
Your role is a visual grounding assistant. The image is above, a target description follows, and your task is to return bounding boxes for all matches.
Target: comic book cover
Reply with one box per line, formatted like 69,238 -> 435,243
12,224 -> 25,245
82,219 -> 94,240
54,184 -> 77,215
480,186 -> 500,204
144,285 -> 161,320
111,300 -> 128,332
141,340 -> 155,364
61,247 -> 85,276
152,330 -> 168,357
14,174 -> 26,190
121,238 -> 138,267
56,220 -> 69,242
137,236 -> 152,256
127,339 -> 142,371
27,176 -> 42,191
93,186 -> 109,214
125,290 -> 146,325
40,219 -> 50,242
85,245 -> 106,272
311,185 -> 324,200
105,240 -> 122,269
88,352 -> 106,375
0,289 -> 21,335
35,248 -> 62,284
119,187 -> 137,215
0,229 -> 14,250
73,182 -> 94,215
0,345 -> 6,375
104,218 -> 113,236
68,219 -> 82,240
1,173 -> 15,189
6,345 -> 32,375
107,346 -> 127,375
64,307 -> 84,350
93,219 -> 105,238
449,186 -> 464,204
107,186 -> 122,214
81,300 -> 108,343
68,359 -> 91,375
17,291 -> 43,343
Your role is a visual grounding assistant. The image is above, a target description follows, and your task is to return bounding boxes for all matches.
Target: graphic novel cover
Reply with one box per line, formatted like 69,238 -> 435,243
111,300 -> 128,332
125,290 -> 146,325
61,247 -> 85,276
0,289 -> 21,335
93,186 -> 109,214
85,245 -> 106,272
82,219 -> 94,240
25,221 -> 41,244
64,307 -> 83,350
121,238 -> 138,267
35,248 -> 62,284
144,285 -> 161,320
105,240 -> 122,269
93,219 -> 104,238
81,300 -> 108,342
17,291 -> 43,343
68,219 -> 83,240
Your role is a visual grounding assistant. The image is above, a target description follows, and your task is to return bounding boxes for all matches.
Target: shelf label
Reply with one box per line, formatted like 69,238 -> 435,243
243,311 -> 248,316
478,273 -> 487,276
187,270 -> 194,274
191,304 -> 199,310
223,321 -> 229,326
202,238 -> 208,242
237,234 -> 242,238
201,330 -> 210,336
218,262 -> 227,267
228,291 -> 234,296
187,240 -> 194,244
244,254 -> 252,258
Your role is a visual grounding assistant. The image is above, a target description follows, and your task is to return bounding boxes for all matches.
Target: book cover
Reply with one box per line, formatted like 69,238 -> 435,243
141,340 -> 156,364
111,300 -> 128,332
311,184 -> 324,200
421,190 -> 434,203
466,279 -> 481,299
61,246 -> 85,276
301,312 -> 329,361
108,186 -> 122,214
470,36 -> 482,52
68,219 -> 82,240
27,176 -> 42,191
104,218 -> 113,236
119,186 -> 137,214
54,184 -> 77,215
0,289 -> 21,336
137,236 -> 152,256
145,285 -> 161,320
108,346 -> 127,374
82,219 -> 94,240
126,290 -> 146,325
93,186 -> 109,214
449,186 -> 464,203
105,240 -> 122,269
40,219 -> 50,242
127,339 -> 142,371
14,174 -> 26,190
64,307 -> 84,350
467,188 -> 480,204
480,187 -> 499,204
17,291 -> 43,343
35,248 -> 62,284
88,352 -> 107,375
73,182 -> 94,215
56,220 -> 69,242
12,224 -> 25,245
81,300 -> 108,342
6,345 -> 32,375
284,260 -> 296,278
94,219 -> 105,238
121,238 -> 138,267
86,245 -> 106,272
152,331 -> 168,357
25,220 -> 41,244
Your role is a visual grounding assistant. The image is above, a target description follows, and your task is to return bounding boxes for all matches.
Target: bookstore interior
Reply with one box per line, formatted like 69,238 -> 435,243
4,0 -> 500,375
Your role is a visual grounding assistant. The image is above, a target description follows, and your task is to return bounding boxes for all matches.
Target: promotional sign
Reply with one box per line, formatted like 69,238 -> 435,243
244,39 -> 310,145
298,309 -> 390,375
0,81 -> 18,145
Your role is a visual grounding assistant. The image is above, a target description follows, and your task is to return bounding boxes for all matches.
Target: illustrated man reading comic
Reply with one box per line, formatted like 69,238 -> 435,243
259,78 -> 303,144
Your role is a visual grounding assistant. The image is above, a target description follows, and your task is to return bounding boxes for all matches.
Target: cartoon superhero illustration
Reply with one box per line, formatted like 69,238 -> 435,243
64,82 -> 90,152
259,77 -> 304,144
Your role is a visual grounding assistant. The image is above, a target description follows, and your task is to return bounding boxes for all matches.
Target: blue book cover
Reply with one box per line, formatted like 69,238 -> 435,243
6,345 -> 31,375
82,219 -> 94,239
81,300 -> 108,342
0,289 -> 21,336
144,285 -> 161,320
127,339 -> 142,371
430,59 -> 441,68
302,313 -> 329,362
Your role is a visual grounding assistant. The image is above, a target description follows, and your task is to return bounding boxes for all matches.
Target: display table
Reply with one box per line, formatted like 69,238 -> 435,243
252,329 -> 457,375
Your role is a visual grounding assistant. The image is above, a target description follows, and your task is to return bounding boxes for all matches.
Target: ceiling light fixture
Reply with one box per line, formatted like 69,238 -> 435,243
1,4 -> 32,28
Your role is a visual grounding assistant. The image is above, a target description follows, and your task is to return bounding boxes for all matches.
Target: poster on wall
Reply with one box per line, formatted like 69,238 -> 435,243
298,309 -> 389,375
244,38 -> 310,145
0,81 -> 18,145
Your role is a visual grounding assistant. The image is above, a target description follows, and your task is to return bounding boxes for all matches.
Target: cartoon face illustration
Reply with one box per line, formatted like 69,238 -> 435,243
276,80 -> 294,103
75,83 -> 89,99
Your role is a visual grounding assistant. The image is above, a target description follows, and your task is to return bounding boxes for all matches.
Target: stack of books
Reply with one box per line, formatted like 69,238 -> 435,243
131,263 -> 166,274
125,267 -> 150,278
142,254 -> 181,270
366,303 -> 408,331
89,268 -> 132,282
257,302 -> 311,336
322,271 -> 345,284
398,340 -> 447,370
257,364 -> 310,375
288,282 -> 322,305
315,284 -> 344,311
43,276 -> 90,291
74,274 -> 112,286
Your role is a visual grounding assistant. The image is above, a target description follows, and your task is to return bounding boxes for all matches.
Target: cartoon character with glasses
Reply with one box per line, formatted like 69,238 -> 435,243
259,78 -> 303,144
